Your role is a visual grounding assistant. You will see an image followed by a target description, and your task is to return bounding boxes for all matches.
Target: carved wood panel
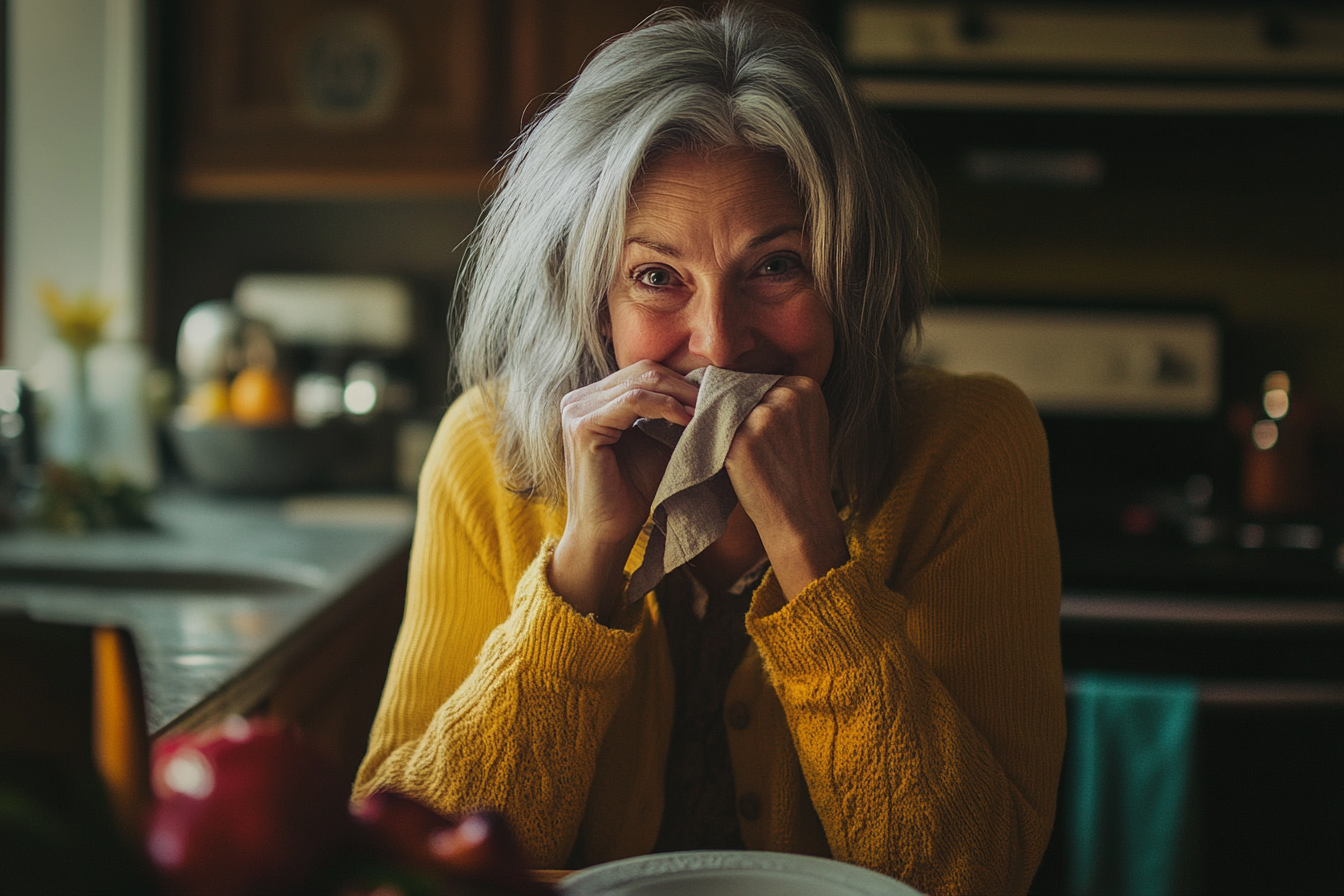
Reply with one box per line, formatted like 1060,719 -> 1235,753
177,0 -> 505,196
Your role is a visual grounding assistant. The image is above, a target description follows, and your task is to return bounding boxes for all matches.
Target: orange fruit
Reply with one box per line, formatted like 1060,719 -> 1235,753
182,378 -> 232,423
229,367 -> 291,425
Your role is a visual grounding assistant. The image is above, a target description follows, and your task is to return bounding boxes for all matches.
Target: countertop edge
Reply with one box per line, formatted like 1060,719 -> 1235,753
154,542 -> 411,739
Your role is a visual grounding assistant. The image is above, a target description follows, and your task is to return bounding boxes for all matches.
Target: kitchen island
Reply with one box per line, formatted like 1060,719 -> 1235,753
0,489 -> 414,765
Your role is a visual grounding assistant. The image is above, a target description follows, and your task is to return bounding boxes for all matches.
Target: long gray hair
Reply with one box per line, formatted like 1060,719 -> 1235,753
454,2 -> 936,518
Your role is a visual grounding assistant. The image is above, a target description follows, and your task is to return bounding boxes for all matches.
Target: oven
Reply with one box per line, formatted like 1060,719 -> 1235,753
832,3 -> 1344,892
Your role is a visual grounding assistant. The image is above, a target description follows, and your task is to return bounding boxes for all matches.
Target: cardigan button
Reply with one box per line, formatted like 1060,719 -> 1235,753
726,701 -> 751,730
737,792 -> 762,821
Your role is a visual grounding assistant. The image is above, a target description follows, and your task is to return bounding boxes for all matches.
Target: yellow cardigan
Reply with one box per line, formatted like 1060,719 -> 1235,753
354,366 -> 1066,896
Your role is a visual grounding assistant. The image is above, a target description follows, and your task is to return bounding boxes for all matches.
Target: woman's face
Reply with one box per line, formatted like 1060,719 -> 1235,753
606,148 -> 833,382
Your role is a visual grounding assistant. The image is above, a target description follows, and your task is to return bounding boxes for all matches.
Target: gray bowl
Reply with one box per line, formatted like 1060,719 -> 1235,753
169,418 -> 332,495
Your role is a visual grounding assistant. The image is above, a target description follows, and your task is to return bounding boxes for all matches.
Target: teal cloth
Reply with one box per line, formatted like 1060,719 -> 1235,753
1066,674 -> 1198,896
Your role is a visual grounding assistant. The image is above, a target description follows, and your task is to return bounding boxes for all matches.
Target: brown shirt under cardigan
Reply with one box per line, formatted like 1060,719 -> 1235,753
653,561 -> 767,852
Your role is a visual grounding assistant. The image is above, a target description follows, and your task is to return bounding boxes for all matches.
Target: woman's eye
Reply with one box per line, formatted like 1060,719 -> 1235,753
758,255 -> 799,276
634,267 -> 674,287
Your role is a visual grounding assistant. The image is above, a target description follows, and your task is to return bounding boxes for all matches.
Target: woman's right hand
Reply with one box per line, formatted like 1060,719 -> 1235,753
549,360 -> 699,618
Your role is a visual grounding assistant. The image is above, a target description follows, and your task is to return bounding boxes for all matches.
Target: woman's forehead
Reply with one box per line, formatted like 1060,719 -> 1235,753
625,148 -> 803,230
634,145 -> 791,187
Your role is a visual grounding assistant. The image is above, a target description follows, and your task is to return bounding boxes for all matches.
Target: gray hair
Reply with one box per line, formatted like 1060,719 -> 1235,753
454,2 -> 936,518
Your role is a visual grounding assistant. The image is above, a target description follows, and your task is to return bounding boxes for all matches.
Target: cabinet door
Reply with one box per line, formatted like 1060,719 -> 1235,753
177,0 -> 505,197
506,0 -> 811,136
175,0 -> 811,198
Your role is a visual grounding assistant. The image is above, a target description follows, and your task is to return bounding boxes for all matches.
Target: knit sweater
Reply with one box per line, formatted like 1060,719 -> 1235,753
353,365 -> 1066,896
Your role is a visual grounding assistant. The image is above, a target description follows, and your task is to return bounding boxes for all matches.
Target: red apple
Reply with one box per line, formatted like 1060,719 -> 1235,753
351,789 -> 459,872
144,716 -> 352,896
429,810 -> 549,894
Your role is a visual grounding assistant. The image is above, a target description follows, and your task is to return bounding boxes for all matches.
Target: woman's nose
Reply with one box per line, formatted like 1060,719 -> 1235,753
686,284 -> 753,368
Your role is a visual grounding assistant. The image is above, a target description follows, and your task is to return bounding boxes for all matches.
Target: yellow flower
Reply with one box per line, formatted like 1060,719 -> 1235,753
38,281 -> 115,354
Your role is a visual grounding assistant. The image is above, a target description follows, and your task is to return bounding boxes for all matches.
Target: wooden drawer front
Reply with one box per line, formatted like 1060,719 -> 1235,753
178,0 -> 503,196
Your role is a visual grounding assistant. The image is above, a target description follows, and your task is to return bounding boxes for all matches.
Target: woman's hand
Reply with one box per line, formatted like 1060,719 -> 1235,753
724,376 -> 849,600
550,360 -> 699,617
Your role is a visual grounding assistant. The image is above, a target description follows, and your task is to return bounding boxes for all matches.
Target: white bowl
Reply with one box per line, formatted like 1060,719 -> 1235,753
559,851 -> 924,896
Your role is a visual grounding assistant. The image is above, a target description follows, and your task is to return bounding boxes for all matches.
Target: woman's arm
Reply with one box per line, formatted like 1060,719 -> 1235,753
747,374 -> 1066,896
353,392 -> 647,867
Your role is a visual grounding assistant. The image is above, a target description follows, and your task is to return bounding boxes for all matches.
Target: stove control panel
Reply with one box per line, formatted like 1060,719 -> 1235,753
916,307 -> 1221,416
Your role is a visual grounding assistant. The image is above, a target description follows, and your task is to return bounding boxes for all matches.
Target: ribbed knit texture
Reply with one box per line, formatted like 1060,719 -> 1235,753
353,366 -> 1066,896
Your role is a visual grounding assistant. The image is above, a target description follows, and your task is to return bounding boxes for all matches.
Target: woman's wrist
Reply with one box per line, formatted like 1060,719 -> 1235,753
763,516 -> 849,601
549,531 -> 632,619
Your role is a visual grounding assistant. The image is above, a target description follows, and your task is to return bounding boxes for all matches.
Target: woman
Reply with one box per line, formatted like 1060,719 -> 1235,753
354,6 -> 1065,895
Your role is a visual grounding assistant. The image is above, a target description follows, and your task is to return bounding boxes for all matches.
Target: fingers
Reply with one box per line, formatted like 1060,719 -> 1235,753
565,390 -> 694,445
724,375 -> 832,522
731,376 -> 826,443
561,361 -> 698,443
568,360 -> 700,410
724,376 -> 848,599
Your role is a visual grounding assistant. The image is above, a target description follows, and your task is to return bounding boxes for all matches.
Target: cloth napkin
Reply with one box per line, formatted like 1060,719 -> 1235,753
1065,673 -> 1199,896
624,367 -> 781,602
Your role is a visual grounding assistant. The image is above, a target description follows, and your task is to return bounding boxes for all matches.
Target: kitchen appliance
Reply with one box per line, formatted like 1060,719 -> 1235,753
837,1 -> 1344,595
175,300 -> 244,386
233,275 -> 412,353
915,304 -> 1342,893
233,275 -> 424,491
917,300 -> 1342,594
918,305 -> 1221,416
842,3 -> 1344,114
169,275 -> 428,494
846,7 -> 1344,891
917,297 -> 1342,893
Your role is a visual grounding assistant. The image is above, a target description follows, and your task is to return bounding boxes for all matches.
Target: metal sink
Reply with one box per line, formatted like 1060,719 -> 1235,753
0,564 -> 313,594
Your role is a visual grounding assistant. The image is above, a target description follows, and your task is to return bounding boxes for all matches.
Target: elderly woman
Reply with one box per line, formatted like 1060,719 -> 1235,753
354,5 -> 1065,895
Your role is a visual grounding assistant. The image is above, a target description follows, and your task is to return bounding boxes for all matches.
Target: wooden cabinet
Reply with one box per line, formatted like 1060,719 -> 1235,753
176,0 -> 504,196
262,550 -> 408,787
505,0 -> 702,137
173,0 -> 808,198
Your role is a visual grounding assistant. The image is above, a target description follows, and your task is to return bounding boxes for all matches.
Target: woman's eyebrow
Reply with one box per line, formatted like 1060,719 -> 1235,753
625,236 -> 681,258
625,224 -> 802,258
746,224 -> 803,249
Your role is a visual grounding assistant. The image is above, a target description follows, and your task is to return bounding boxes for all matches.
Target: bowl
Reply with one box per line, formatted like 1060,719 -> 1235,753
169,418 -> 332,495
558,851 -> 923,895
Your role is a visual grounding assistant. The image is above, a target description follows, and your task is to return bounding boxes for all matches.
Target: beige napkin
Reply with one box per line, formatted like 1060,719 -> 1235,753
625,367 -> 782,602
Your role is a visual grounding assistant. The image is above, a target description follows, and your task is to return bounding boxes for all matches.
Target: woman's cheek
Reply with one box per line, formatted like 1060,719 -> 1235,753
611,315 -> 684,368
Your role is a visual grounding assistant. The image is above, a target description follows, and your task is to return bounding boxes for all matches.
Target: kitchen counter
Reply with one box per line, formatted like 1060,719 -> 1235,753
0,489 -> 414,736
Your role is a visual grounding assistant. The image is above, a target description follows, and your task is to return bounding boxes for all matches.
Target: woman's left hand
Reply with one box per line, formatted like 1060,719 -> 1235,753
724,376 -> 849,600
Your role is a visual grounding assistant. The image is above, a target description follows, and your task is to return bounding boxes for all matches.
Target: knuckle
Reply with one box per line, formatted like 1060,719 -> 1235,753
753,401 -> 782,424
561,407 -> 585,430
777,375 -> 816,399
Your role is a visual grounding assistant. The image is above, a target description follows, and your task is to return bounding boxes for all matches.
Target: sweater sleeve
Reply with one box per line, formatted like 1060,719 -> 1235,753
352,393 -> 646,866
746,374 -> 1066,896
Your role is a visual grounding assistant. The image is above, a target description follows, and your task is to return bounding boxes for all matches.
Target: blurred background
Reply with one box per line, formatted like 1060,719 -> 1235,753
1,2 -> 1341,894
